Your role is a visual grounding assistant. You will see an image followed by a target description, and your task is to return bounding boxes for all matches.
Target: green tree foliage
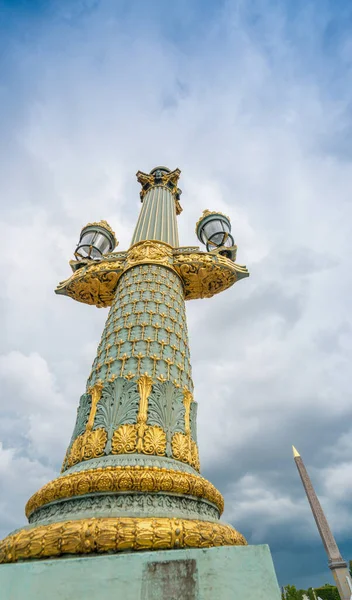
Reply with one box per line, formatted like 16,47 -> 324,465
282,584 -> 340,600
283,585 -> 300,599
314,584 -> 340,600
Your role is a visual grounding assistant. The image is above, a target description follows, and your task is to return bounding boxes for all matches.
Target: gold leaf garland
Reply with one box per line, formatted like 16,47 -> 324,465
25,466 -> 224,518
0,517 -> 246,564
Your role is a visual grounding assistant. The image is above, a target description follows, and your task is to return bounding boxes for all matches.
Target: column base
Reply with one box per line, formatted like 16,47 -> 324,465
0,544 -> 281,600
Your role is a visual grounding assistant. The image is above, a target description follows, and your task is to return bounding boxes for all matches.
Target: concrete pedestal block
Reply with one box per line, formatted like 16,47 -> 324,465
0,544 -> 281,600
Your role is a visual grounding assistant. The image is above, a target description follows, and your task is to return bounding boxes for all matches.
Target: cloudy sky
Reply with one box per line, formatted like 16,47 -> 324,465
1,0 -> 352,589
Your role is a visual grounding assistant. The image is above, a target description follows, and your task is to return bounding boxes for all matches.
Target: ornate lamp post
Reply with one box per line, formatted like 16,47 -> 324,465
0,167 -> 249,563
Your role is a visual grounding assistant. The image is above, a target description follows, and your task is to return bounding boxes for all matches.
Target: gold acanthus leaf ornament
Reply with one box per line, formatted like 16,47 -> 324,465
66,436 -> 83,469
172,432 -> 191,463
111,424 -> 137,454
0,517 -> 247,564
82,429 -> 107,460
65,429 -> 107,468
125,241 -> 174,271
143,426 -> 167,456
25,465 -> 224,518
65,420 -> 200,470
171,432 -> 200,471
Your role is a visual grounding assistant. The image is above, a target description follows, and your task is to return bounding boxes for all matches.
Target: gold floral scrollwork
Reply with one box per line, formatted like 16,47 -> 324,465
173,251 -> 249,301
55,258 -> 126,307
126,241 -> 174,271
62,271 -> 120,307
111,424 -> 137,454
82,429 -> 107,460
66,430 -> 107,467
172,432 -> 191,463
0,517 -> 247,564
171,432 -> 200,472
66,435 -> 84,468
143,426 -> 167,456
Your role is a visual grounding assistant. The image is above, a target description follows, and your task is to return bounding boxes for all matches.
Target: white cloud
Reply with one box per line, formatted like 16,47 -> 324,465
0,442 -> 55,535
1,0 -> 352,589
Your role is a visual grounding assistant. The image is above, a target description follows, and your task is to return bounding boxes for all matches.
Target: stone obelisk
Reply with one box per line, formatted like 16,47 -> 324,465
292,446 -> 351,600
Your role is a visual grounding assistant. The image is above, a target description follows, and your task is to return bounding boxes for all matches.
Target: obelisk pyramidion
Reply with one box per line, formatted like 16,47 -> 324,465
292,446 -> 351,600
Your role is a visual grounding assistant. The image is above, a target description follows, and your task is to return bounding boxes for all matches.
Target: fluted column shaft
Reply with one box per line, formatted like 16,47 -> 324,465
131,186 -> 179,247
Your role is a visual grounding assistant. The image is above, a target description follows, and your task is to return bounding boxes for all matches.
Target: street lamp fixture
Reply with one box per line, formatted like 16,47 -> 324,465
74,220 -> 117,260
196,210 -> 237,260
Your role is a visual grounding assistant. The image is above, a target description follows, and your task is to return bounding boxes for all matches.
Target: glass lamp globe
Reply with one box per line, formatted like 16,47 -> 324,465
196,210 -> 235,254
75,220 -> 117,261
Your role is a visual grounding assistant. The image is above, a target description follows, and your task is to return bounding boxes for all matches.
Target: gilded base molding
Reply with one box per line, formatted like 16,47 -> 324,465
25,466 -> 224,519
0,517 -> 247,564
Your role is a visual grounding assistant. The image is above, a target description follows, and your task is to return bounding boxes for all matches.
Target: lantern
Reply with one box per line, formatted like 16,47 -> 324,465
196,210 -> 236,260
75,220 -> 117,260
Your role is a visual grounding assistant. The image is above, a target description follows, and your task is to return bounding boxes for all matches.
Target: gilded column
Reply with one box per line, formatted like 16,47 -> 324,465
0,166 -> 249,564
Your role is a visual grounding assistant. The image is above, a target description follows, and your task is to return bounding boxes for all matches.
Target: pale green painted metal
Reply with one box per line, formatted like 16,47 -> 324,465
64,454 -> 199,476
131,186 -> 179,247
47,259 -> 201,524
0,545 -> 281,600
28,494 -> 220,525
85,264 -> 192,393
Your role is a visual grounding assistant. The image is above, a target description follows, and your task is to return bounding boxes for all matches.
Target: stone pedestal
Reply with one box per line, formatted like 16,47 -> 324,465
0,544 -> 281,600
